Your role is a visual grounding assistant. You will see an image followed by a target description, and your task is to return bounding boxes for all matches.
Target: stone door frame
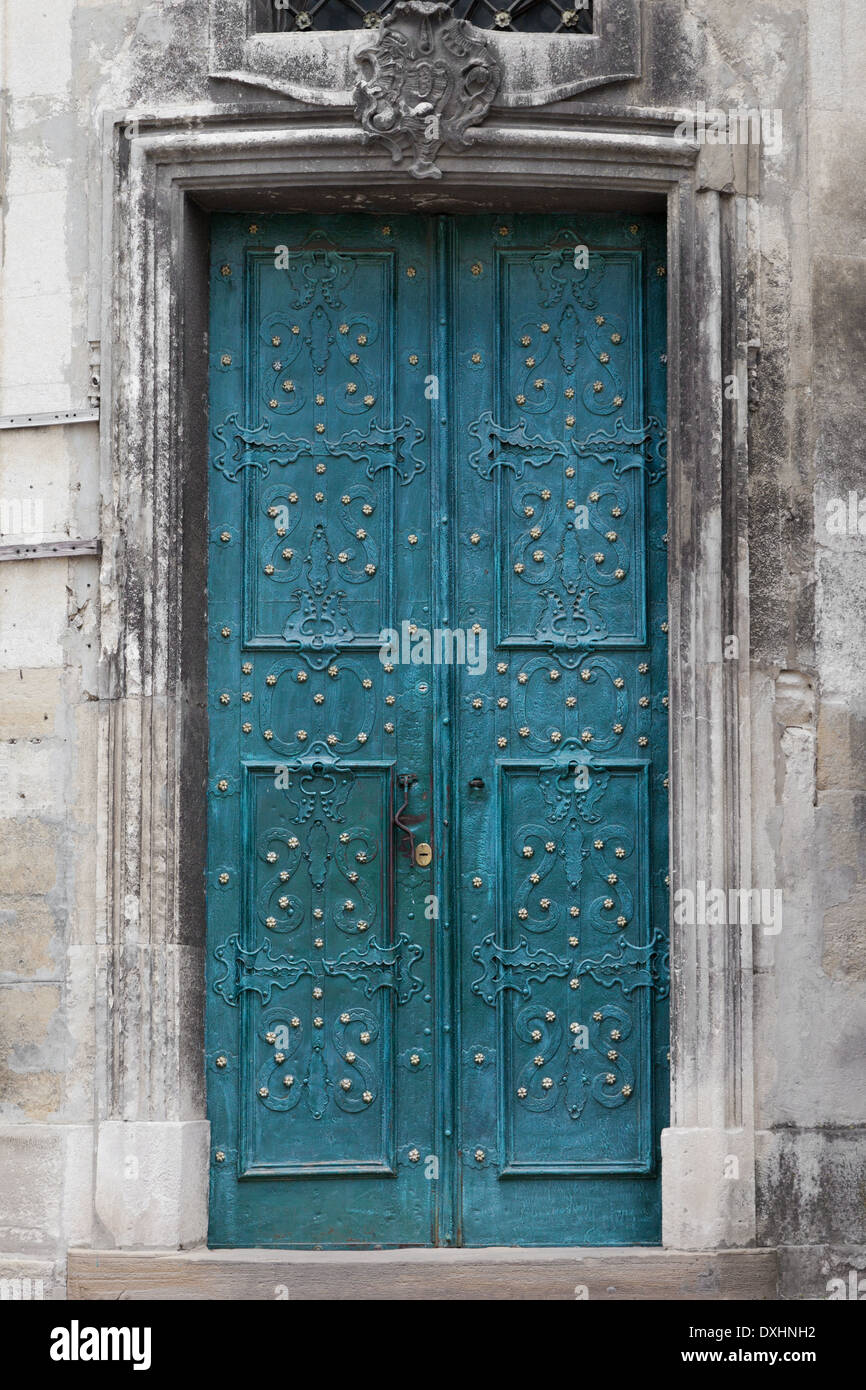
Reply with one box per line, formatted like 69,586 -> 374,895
93,106 -> 756,1251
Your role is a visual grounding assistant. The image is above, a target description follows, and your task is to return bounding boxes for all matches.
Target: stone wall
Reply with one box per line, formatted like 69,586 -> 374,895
0,0 -> 863,1299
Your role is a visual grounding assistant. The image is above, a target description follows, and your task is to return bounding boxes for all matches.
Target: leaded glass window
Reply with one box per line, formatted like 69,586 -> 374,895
254,0 -> 593,35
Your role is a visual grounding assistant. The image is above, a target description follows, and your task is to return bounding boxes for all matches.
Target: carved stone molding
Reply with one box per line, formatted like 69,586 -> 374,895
353,2 -> 501,179
209,0 -> 641,109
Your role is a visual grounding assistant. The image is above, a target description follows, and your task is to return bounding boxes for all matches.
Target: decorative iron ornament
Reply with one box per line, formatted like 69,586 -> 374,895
353,2 -> 502,179
214,931 -> 425,1006
257,0 -> 593,35
212,412 -> 426,484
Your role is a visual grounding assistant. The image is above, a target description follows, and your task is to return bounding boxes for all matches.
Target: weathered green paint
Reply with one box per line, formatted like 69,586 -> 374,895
206,213 -> 669,1247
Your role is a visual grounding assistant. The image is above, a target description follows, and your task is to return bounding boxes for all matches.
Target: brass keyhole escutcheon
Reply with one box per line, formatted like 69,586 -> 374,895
414,842 -> 433,868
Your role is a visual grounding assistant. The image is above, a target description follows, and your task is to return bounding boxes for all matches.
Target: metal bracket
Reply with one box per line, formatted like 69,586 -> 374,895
0,409 -> 99,431
0,539 -> 101,564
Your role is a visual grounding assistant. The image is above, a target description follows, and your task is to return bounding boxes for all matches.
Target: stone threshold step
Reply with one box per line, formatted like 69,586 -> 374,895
68,1247 -> 778,1300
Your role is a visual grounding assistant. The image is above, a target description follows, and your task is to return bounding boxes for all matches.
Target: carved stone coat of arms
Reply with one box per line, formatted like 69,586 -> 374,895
354,1 -> 502,179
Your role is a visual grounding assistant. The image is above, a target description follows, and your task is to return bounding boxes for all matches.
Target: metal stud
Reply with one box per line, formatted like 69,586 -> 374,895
533,1055 -> 544,1066
216,1055 -> 227,1068
363,1090 -> 373,1103
360,1031 -> 371,1044
409,1148 -> 420,1162
517,1086 -> 528,1098
215,1151 -> 226,1162
410,1053 -> 420,1066
218,872 -> 229,885
472,876 -> 483,887
497,736 -> 507,747
569,978 -> 580,990
541,1077 -> 554,1090
259,1086 -> 269,1098
474,1052 -> 484,1064
569,906 -> 580,918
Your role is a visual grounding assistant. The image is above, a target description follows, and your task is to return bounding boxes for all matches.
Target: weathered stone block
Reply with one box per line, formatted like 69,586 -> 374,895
0,821 -> 57,895
0,669 -> 61,739
95,1120 -> 210,1249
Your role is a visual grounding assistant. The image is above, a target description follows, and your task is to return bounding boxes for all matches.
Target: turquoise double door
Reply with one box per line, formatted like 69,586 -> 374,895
206,212 -> 669,1247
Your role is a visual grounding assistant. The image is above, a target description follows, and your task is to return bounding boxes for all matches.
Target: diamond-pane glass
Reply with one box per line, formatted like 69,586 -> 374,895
255,0 -> 593,35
